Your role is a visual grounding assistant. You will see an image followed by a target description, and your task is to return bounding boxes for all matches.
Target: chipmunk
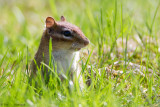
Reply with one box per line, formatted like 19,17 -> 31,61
30,16 -> 89,86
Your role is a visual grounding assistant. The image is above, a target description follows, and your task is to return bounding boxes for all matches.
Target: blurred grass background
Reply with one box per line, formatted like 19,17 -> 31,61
0,0 -> 160,106
0,0 -> 160,61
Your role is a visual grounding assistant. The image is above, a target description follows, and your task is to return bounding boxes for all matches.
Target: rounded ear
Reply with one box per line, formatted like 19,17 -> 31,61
61,16 -> 66,21
45,17 -> 56,28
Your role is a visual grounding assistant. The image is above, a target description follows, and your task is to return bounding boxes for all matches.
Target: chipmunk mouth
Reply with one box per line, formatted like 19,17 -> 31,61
70,47 -> 81,51
70,43 -> 83,51
69,47 -> 81,51
76,48 -> 81,51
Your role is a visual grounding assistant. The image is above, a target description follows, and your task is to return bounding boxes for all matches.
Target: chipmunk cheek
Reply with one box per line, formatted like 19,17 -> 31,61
72,43 -> 76,47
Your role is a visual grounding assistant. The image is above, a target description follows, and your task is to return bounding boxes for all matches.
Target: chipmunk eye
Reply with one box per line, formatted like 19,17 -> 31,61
63,30 -> 72,37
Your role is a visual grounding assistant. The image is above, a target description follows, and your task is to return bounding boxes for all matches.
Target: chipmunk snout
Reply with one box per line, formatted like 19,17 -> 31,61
84,38 -> 90,46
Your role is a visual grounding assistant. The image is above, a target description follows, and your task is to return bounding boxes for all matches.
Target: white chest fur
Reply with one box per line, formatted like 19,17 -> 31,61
52,50 -> 80,74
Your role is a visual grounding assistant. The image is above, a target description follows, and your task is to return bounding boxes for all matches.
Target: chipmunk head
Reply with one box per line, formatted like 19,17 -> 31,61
45,16 -> 89,51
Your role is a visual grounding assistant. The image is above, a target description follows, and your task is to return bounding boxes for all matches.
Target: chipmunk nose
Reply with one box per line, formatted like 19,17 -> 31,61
84,38 -> 90,46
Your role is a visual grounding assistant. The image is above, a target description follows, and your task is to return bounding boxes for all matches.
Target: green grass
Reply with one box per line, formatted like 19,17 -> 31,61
1,0 -> 160,106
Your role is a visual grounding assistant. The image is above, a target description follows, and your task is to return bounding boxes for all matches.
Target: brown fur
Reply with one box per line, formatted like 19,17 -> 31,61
30,16 -> 89,80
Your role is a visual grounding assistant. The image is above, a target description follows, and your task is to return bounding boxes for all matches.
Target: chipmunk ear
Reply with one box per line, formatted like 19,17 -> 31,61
61,16 -> 66,21
46,17 -> 56,28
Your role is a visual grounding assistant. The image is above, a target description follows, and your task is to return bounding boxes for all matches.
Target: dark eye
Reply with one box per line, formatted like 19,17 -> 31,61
63,30 -> 72,37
